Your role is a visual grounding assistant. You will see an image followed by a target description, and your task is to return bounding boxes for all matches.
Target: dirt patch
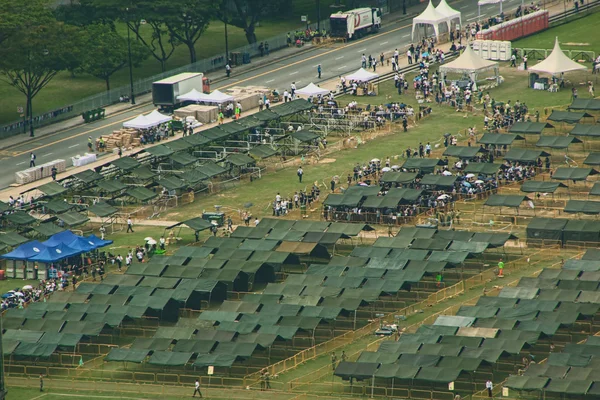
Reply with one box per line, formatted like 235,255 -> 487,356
319,158 -> 337,164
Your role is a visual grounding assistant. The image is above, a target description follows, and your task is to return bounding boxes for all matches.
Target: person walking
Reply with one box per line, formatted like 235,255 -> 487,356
265,41 -> 270,55
297,166 -> 303,183
126,217 -> 134,233
290,82 -> 296,98
225,63 -> 231,78
317,64 -> 322,79
30,152 -> 36,167
523,54 -> 528,70
227,216 -> 233,231
497,258 -> 505,277
510,53 -> 516,67
485,380 -> 493,398
193,379 -> 203,397
88,136 -> 94,152
341,350 -> 348,363
39,374 -> 44,392
331,352 -> 337,370
51,166 -> 57,180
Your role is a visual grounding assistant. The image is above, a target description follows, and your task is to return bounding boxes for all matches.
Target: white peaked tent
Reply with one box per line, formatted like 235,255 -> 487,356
123,114 -> 153,129
529,37 -> 587,75
205,90 -> 234,104
296,83 -> 330,96
346,68 -> 379,82
146,110 -> 172,125
435,0 -> 462,30
177,88 -> 210,102
412,0 -> 449,41
439,45 -> 499,83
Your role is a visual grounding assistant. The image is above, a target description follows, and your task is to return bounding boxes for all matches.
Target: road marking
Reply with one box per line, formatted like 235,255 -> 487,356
466,12 -> 476,16
335,56 -> 344,60
380,41 -> 389,46
460,5 -> 470,8
28,394 -> 47,400
402,34 -> 410,38
68,144 -> 79,148
50,394 -> 151,400
468,16 -> 480,21
14,21 -> 416,158
357,48 -> 367,53
42,153 -> 53,157
337,65 -> 348,70
265,79 -> 274,83
16,161 -> 26,166
289,71 -> 299,75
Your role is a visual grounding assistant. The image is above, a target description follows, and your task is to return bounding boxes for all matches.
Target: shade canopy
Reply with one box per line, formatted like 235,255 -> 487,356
177,89 -> 210,102
345,68 -> 379,82
29,243 -> 81,263
205,90 -> 234,104
146,110 -> 172,125
124,111 -> 171,129
1,241 -> 47,260
439,45 -> 499,75
529,37 -> 587,75
412,0 -> 450,40
296,83 -> 330,96
435,0 -> 461,27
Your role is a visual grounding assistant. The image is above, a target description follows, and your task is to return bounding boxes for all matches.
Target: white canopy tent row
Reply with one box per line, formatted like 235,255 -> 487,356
412,0 -> 462,41
529,37 -> 587,76
439,45 -> 500,85
177,89 -> 235,104
296,83 -> 331,96
123,110 -> 172,129
345,68 -> 379,82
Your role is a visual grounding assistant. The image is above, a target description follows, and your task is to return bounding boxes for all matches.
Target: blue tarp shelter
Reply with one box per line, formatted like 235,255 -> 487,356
29,243 -> 81,263
43,231 -> 96,252
1,241 -> 47,260
86,234 -> 113,248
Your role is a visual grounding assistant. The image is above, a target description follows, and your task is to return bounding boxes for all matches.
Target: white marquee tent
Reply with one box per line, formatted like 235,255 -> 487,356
412,0 -> 449,41
435,0 -> 462,30
177,88 -> 211,102
146,110 -> 172,125
439,45 -> 500,83
529,37 -> 587,75
123,111 -> 172,129
205,90 -> 234,104
296,83 -> 330,96
345,68 -> 379,82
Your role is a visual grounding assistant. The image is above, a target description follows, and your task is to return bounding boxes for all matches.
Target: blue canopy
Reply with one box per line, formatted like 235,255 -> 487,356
86,234 -> 113,248
43,231 -> 81,247
66,237 -> 97,252
1,241 -> 47,260
29,243 -> 81,263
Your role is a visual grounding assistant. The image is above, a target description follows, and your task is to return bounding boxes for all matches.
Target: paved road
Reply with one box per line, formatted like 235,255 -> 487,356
0,0 -> 523,190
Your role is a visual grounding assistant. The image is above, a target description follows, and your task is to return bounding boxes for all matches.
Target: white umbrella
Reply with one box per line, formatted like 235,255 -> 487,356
14,292 -> 24,297
22,285 -> 33,290
381,167 -> 391,172
371,158 -> 380,162
437,194 -> 451,200
147,239 -> 157,245
465,173 -> 475,178
442,170 -> 453,176
391,165 -> 400,170
144,237 -> 154,241
475,179 -> 484,184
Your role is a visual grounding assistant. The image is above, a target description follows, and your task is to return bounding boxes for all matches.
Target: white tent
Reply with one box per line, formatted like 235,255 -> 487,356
146,110 -> 172,125
177,88 -> 211,102
412,0 -> 449,41
435,0 -> 462,30
296,83 -> 330,96
205,90 -> 234,104
439,45 -> 499,83
345,68 -> 379,82
529,37 -> 587,75
123,114 -> 153,129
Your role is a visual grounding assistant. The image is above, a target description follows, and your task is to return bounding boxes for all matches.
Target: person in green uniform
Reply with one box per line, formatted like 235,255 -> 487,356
498,258 -> 505,277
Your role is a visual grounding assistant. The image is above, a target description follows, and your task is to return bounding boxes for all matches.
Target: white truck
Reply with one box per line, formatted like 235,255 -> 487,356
152,72 -> 210,110
329,8 -> 382,40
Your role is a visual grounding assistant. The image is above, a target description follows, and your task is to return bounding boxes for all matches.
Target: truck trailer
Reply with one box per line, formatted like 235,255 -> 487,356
152,72 -> 210,110
329,8 -> 381,40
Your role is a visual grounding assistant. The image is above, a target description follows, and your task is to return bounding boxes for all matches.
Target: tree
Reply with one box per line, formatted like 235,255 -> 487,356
0,0 -> 52,46
228,0 -> 277,44
0,16 -> 83,137
81,24 -> 148,91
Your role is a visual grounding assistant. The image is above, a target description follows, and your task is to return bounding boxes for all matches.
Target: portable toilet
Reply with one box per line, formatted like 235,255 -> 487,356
480,41 -> 490,60
472,41 -> 482,57
489,41 -> 499,60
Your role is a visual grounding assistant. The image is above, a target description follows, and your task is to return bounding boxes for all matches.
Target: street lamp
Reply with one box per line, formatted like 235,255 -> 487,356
317,0 -> 321,32
126,8 -> 136,105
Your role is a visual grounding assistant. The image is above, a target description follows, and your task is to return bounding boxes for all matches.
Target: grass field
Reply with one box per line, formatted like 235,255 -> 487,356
0,0 -> 338,126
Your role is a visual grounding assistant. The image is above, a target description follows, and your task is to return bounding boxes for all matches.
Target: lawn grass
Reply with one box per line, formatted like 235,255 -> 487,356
0,0 -> 339,126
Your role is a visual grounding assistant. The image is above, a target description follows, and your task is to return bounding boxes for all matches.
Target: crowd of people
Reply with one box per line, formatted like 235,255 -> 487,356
1,279 -> 67,311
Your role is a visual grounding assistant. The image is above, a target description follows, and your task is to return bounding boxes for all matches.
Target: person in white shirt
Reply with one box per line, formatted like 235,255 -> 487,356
283,90 -> 289,102
485,380 -> 493,397
127,217 -> 134,233
254,218 -> 259,226
193,379 -> 202,398
290,82 -> 296,98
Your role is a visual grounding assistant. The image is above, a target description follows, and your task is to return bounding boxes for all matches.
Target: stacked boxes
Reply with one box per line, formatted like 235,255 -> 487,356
15,159 -> 66,185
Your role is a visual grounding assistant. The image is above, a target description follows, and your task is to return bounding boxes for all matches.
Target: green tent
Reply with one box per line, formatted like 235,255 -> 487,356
442,146 -> 481,159
193,354 -> 236,368
485,194 -> 529,207
95,180 -> 128,194
13,342 -> 57,357
105,348 -> 149,363
563,220 -> 600,244
72,170 -> 102,184
504,148 -> 550,163
520,181 -> 566,193
182,134 -> 210,147
584,152 -> 600,166
0,201 -> 9,213
505,376 -> 549,390
165,138 -> 192,152
58,211 -> 89,227
37,181 -> 68,197
564,200 -> 600,214
464,163 -> 501,175
4,211 -> 37,226
43,199 -> 73,214
236,116 -> 264,130
569,98 -> 600,111
226,153 -> 256,167
0,232 -> 29,246
420,175 -> 457,188
177,170 -> 209,184
334,362 -> 380,381
552,167 -> 598,181
535,136 -> 582,148
249,144 -> 278,159
148,351 -> 193,366
527,218 -> 568,242
379,171 -> 418,184
570,124 -> 600,137
125,187 -> 158,202
168,217 -> 213,232
548,110 -> 592,123
479,133 -> 525,145
169,152 -> 198,167
156,176 -> 186,191
111,157 -> 141,171
509,121 -> 553,134
401,158 -> 443,172
252,109 -> 279,122
31,223 -> 64,237
590,182 -> 600,196
144,144 -> 174,158
200,162 -> 227,178
131,166 -> 157,180
87,202 -> 118,218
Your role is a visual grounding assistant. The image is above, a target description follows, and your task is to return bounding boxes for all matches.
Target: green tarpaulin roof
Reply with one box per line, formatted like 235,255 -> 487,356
148,351 -> 193,366
0,201 -> 9,213
169,152 -> 198,167
72,170 -> 102,184
442,146 -> 481,159
95,179 -> 128,194
521,181 -> 567,193
168,217 -> 213,231
165,138 -> 192,152
479,133 -> 525,145
271,99 -> 313,117
43,199 -> 73,214
251,109 -> 279,122
590,182 -> 600,196
31,223 -> 64,237
335,362 -> 380,380
182,134 -> 210,147
584,152 -> 600,165
401,158 -> 443,171
485,194 -> 529,207
505,376 -> 549,390
0,232 -> 29,246
504,148 -> 550,163
200,127 -> 230,141
536,136 -> 582,148
132,166 -> 157,180
200,162 -> 226,178
88,202 -> 118,218
548,110 -> 592,123
111,157 -> 140,171
464,163 -> 501,175
569,98 -> 600,110
58,211 -> 89,227
4,211 -> 37,225
564,200 -> 600,214
509,122 -> 553,134
289,129 -> 320,142
420,175 -> 457,188
144,144 -> 174,158
379,171 -> 418,184
37,181 -> 67,197
227,153 -> 256,167
415,367 -> 462,383
249,144 -> 278,159
38,332 -> 82,347
193,354 -> 236,367
570,124 -> 600,137
130,338 -> 173,350
177,170 -> 209,184
156,175 -> 186,191
552,167 -> 598,181
105,348 -> 149,363
236,116 -> 264,130
126,187 -> 158,202
14,342 -> 57,357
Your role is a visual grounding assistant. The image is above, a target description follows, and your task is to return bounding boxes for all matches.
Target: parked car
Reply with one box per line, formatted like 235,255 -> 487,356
374,324 -> 398,336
